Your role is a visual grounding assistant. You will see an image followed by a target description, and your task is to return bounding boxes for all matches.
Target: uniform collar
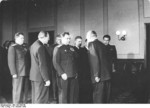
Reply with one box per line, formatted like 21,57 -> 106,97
14,43 -> 23,46
62,44 -> 69,47
105,44 -> 111,47
37,40 -> 44,46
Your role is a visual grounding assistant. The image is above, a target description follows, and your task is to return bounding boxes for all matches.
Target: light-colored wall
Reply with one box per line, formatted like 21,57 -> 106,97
84,0 -> 104,41
108,0 -> 140,59
1,0 -> 149,59
56,0 -> 145,59
57,0 -> 81,45
144,0 -> 150,17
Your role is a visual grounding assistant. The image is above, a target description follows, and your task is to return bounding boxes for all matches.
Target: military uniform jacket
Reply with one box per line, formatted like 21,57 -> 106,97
105,44 -> 117,63
88,39 -> 111,83
8,44 -> 27,76
54,45 -> 78,78
30,40 -> 50,82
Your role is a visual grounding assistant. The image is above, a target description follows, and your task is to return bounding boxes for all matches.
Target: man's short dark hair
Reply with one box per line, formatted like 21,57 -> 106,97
75,36 -> 82,40
103,35 -> 111,40
62,32 -> 70,37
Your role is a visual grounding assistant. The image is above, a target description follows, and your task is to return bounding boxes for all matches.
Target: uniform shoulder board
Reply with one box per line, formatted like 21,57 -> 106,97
57,44 -> 62,48
70,47 -> 75,52
11,43 -> 17,47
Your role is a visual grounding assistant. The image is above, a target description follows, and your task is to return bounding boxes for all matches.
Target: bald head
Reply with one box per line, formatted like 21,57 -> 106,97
86,30 -> 97,42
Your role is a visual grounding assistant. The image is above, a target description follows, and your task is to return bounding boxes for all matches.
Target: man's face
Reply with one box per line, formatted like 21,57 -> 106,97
16,34 -> 24,45
75,38 -> 82,47
62,34 -> 71,45
56,37 -> 62,45
103,37 -> 110,45
43,34 -> 50,44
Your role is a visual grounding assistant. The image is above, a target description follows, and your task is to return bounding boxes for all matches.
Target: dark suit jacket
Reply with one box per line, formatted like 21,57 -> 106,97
54,45 -> 78,78
105,44 -> 117,63
88,39 -> 111,83
30,40 -> 50,82
74,46 -> 92,86
8,44 -> 27,76
73,47 -> 82,74
44,44 -> 53,82
105,44 -> 117,71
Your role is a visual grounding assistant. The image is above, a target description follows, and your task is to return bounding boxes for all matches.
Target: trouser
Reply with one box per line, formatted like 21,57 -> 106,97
73,78 -> 79,103
79,81 -> 93,103
31,81 -> 49,104
93,80 -> 111,103
12,76 -> 29,103
57,77 -> 78,103
51,70 -> 58,102
22,77 -> 30,103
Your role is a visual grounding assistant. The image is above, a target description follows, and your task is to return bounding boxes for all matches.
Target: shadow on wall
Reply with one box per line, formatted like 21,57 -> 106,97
127,53 -> 135,59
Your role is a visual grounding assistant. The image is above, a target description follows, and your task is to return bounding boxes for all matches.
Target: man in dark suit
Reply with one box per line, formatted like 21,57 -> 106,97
30,31 -> 51,103
103,35 -> 117,72
86,30 -> 111,103
73,36 -> 82,103
73,36 -> 93,103
8,32 -> 28,103
53,32 -> 78,103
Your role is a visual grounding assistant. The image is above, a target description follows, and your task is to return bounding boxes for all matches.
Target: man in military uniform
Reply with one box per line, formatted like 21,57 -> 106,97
30,31 -> 51,103
86,31 -> 111,103
54,32 -> 78,103
8,32 -> 28,103
103,35 -> 117,72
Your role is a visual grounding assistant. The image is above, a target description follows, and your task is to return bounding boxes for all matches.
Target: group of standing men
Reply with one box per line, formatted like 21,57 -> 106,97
7,30 -> 117,104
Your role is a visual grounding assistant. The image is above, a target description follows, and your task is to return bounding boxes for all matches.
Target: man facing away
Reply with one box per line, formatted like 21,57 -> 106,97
8,32 -> 28,103
86,30 -> 111,103
30,31 -> 51,103
53,32 -> 78,103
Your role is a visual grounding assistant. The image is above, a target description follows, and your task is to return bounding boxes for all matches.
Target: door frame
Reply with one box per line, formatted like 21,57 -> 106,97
28,30 -> 55,46
145,23 -> 150,71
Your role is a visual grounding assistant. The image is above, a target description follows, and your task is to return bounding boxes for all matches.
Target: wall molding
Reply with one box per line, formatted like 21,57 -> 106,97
27,26 -> 55,33
80,0 -> 85,39
0,3 -> 2,45
103,0 -> 108,35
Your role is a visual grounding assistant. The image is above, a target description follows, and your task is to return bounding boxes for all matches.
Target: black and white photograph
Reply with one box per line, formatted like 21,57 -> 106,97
0,0 -> 150,107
